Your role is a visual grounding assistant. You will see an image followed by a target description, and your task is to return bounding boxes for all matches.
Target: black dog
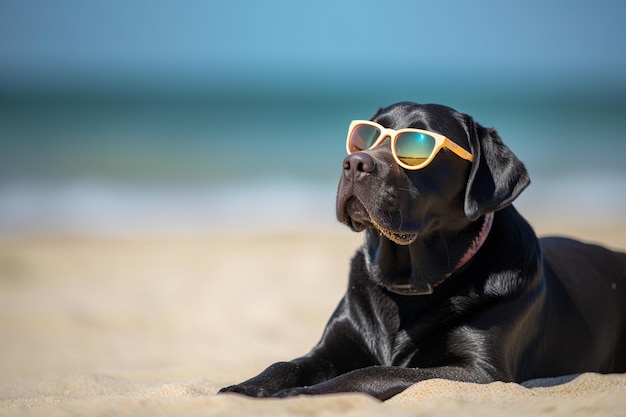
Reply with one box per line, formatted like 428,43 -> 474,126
220,102 -> 626,401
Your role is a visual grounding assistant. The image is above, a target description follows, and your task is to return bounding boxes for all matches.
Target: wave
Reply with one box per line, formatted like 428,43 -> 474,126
1,174 -> 624,237
0,178 -> 340,237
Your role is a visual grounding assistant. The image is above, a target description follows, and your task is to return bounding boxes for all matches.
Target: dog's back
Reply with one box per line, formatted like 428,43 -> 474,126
533,237 -> 626,377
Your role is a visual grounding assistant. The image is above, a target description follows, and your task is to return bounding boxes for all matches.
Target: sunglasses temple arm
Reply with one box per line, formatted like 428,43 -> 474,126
443,138 -> 473,162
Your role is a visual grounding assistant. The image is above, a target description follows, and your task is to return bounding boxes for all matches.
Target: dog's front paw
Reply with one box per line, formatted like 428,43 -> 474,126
218,384 -> 272,398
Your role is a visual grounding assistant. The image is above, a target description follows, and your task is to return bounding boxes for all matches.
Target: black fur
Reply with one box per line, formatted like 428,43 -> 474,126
220,102 -> 626,401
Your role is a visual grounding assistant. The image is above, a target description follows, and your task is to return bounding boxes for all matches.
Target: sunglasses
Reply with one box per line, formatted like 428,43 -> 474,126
346,120 -> 473,170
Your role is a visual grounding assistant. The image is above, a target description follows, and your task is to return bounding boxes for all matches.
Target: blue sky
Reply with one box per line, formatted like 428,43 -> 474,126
1,0 -> 625,90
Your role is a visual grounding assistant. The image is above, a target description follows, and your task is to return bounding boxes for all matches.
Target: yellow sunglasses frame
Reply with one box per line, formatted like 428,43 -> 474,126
346,120 -> 473,170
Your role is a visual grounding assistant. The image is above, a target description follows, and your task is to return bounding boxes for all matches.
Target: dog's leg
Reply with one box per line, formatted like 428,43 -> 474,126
274,365 -> 496,401
218,355 -> 338,397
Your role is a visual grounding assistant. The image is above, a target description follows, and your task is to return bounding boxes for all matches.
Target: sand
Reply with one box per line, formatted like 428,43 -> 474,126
1,223 -> 625,416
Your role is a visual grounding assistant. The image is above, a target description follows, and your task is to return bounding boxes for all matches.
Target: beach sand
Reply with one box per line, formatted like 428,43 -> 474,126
1,221 -> 625,416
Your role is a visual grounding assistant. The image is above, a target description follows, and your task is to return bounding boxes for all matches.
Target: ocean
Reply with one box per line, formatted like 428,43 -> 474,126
1,83 -> 625,236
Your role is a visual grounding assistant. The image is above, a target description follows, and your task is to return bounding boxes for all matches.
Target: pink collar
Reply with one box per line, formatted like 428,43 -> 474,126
384,212 -> 494,296
447,211 -> 494,277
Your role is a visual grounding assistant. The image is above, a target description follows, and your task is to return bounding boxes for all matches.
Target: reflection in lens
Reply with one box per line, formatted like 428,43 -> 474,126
349,124 -> 380,152
395,132 -> 435,166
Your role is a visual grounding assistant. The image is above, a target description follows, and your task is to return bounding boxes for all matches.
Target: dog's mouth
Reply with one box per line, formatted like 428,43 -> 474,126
379,230 -> 418,245
342,197 -> 418,246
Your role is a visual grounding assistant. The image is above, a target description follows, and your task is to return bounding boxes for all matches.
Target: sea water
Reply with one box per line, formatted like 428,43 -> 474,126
1,85 -> 625,236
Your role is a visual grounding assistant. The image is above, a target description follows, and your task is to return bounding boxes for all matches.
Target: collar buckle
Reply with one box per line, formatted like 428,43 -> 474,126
384,283 -> 434,296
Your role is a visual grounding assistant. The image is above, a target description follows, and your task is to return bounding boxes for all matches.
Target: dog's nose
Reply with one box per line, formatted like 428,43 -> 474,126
343,152 -> 376,175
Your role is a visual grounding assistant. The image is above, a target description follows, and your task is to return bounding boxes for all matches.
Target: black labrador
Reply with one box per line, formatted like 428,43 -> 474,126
220,102 -> 626,401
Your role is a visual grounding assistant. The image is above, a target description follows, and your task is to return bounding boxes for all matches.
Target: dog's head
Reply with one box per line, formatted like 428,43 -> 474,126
336,102 -> 529,246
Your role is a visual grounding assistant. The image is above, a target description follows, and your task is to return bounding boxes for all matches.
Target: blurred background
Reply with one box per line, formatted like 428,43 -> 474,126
1,0 -> 625,238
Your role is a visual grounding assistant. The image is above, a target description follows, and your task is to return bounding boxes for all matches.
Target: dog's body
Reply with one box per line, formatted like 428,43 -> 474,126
220,102 -> 626,400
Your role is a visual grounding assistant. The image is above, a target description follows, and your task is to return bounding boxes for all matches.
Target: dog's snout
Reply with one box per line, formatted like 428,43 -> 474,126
343,152 -> 376,176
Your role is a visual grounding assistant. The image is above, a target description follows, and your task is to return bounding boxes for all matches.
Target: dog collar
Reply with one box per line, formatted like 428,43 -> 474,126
448,211 -> 494,276
384,212 -> 494,296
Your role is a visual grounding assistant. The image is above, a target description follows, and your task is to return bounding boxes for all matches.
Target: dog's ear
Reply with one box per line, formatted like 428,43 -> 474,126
463,117 -> 530,221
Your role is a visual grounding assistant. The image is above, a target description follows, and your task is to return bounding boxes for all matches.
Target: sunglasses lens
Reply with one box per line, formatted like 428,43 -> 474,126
348,124 -> 381,153
395,132 -> 436,167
